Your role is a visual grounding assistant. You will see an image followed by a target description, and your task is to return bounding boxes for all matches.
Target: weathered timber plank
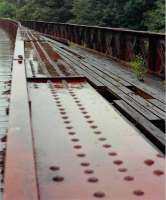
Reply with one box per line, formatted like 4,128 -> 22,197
114,100 -> 165,152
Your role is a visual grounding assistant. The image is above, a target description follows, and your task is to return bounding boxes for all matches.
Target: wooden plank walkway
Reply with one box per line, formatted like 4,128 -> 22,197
36,33 -> 165,152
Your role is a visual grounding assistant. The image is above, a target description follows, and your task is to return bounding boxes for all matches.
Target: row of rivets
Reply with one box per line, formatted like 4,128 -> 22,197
68,89 -> 147,197
50,87 -> 106,198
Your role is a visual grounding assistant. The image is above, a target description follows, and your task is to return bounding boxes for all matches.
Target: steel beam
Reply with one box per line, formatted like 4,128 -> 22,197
4,27 -> 38,200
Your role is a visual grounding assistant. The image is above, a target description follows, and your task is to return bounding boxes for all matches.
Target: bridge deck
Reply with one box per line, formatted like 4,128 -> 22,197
0,24 -> 165,200
24,29 -> 165,152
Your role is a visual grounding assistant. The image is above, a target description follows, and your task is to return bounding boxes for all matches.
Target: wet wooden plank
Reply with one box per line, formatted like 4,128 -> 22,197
51,41 -> 131,87
51,45 -> 159,121
114,100 -> 165,152
148,99 -> 165,112
83,58 -> 132,87
127,94 -> 165,120
77,45 -> 165,101
70,52 -> 164,119
52,49 -> 105,88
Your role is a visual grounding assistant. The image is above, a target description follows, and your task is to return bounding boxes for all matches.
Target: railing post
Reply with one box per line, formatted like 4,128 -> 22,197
148,36 -> 158,72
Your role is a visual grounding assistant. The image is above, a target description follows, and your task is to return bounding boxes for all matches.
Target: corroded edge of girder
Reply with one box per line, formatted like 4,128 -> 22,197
4,26 -> 38,200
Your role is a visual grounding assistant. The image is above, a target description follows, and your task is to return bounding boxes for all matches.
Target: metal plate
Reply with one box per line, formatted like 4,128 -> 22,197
4,29 -> 38,200
28,80 -> 165,200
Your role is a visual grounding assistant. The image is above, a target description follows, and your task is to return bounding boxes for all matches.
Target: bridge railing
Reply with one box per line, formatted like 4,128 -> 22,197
22,20 -> 165,78
0,19 -> 18,43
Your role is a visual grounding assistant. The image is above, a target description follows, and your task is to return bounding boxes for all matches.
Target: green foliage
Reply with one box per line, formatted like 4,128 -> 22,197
15,0 -> 72,22
144,0 -> 165,32
102,0 -> 154,30
130,55 -> 147,81
0,0 -> 165,32
72,0 -> 109,25
71,0 -> 92,24
0,0 -> 16,18
71,0 -> 165,31
16,1 -> 39,20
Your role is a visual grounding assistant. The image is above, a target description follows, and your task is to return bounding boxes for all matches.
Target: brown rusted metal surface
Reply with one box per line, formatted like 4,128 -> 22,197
28,79 -> 165,200
22,21 -> 165,78
25,30 -> 79,78
0,19 -> 18,44
4,27 -> 38,200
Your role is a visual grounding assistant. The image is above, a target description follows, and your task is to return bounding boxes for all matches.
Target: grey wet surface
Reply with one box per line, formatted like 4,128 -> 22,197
73,45 -> 165,102
42,35 -> 165,102
0,27 -> 13,198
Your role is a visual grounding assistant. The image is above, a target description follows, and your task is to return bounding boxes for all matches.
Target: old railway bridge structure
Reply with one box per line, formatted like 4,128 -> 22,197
0,19 -> 165,200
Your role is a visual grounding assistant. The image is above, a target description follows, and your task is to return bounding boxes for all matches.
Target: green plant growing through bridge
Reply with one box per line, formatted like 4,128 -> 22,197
130,55 -> 147,81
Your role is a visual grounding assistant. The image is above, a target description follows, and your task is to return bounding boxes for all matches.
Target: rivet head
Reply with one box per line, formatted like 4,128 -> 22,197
91,125 -> 98,129
94,192 -> 105,198
87,120 -> 94,124
50,166 -> 60,171
113,160 -> 123,165
68,132 -> 76,135
80,107 -> 85,110
84,115 -> 91,119
103,144 -> 111,148
99,138 -> 106,141
77,153 -> 86,157
71,138 -> 79,142
60,112 -> 66,115
1,136 -> 7,142
153,170 -> 164,176
88,177 -> 99,183
52,176 -> 64,182
64,121 -> 71,124
94,131 -> 102,135
124,176 -> 134,181
66,126 -> 73,130
108,152 -> 117,156
80,162 -> 90,167
144,159 -> 154,166
62,116 -> 68,119
133,190 -> 144,196
84,169 -> 94,174
118,168 -> 128,172
82,111 -> 88,114
74,145 -> 82,149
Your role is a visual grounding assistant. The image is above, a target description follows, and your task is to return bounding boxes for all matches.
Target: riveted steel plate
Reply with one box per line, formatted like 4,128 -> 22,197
28,80 -> 165,200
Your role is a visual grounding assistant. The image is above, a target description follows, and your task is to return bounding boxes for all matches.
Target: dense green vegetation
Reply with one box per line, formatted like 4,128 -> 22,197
0,0 -> 165,32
